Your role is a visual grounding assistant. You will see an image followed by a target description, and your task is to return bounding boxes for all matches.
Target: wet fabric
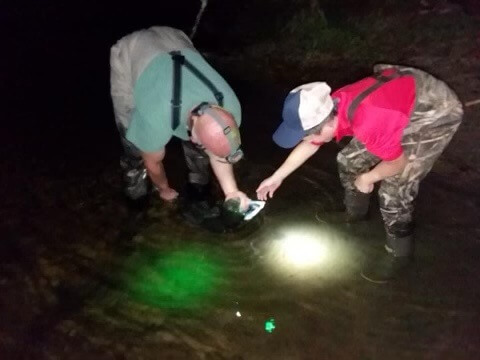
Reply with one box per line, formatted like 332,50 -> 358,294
337,65 -> 463,233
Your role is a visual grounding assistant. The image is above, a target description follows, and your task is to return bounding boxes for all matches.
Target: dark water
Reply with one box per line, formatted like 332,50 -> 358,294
2,155 -> 480,359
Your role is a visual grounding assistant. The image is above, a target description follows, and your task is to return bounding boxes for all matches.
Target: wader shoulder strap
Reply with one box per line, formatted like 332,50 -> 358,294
169,51 -> 224,130
347,70 -> 412,122
182,59 -> 224,107
170,51 -> 184,131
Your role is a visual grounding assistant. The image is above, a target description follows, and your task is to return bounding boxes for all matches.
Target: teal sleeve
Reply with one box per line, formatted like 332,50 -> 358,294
126,109 -> 170,152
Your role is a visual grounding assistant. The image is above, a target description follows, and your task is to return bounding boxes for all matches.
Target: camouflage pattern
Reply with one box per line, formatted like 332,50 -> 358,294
181,141 -> 211,186
338,65 -> 463,235
120,135 -> 148,200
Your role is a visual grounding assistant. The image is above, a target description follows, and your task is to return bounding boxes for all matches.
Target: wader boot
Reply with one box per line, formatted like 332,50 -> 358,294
361,223 -> 414,284
316,190 -> 371,224
121,161 -> 151,212
120,164 -> 151,239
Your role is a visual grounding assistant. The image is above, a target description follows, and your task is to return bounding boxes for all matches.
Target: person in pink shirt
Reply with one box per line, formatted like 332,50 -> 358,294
257,64 -> 463,283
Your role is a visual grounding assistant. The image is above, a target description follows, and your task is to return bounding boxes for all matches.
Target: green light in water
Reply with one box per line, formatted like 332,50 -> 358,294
265,318 -> 276,333
126,246 -> 225,310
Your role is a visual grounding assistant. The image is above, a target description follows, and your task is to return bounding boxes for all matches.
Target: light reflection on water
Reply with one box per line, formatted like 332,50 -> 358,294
253,222 -> 361,283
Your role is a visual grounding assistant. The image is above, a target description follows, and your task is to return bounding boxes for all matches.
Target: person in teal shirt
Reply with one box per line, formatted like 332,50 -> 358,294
110,26 -> 249,217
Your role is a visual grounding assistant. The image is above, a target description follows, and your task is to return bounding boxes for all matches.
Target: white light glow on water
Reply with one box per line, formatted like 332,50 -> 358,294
279,233 -> 327,267
260,224 -> 358,280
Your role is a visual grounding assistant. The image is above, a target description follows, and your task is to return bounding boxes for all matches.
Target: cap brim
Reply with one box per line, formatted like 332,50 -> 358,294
272,121 -> 305,149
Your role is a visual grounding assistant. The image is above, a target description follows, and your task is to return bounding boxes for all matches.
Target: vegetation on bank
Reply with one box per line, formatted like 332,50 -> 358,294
198,0 -> 477,70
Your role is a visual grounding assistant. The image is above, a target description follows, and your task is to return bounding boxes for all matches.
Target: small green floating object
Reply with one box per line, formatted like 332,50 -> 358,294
265,318 -> 276,333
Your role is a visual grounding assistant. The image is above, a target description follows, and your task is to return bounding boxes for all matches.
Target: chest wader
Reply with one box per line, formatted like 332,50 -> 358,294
362,69 -> 463,282
317,71 -> 411,226
356,71 -> 424,283
340,69 -> 416,283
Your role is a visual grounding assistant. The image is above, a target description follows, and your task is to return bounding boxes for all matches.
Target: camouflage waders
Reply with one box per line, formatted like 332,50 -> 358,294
119,134 -> 149,200
181,141 -> 211,186
337,65 -> 464,240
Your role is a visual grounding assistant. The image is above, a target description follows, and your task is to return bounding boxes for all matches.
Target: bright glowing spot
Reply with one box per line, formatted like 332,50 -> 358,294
259,223 -> 358,280
236,311 -> 241,317
265,318 -> 276,333
279,233 -> 326,267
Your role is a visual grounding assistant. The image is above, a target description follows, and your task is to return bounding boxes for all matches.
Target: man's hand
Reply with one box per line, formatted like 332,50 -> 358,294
158,186 -> 179,202
256,176 -> 283,201
225,190 -> 250,212
354,173 -> 375,194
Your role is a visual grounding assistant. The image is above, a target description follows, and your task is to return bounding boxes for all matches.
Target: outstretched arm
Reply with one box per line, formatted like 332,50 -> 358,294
209,154 -> 250,210
256,140 -> 321,200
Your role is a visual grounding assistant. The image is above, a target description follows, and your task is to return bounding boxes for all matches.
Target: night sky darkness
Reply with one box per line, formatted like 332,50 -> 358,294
2,1 -> 207,174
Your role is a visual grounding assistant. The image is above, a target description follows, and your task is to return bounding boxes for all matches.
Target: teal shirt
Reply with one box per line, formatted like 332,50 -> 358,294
126,49 -> 242,152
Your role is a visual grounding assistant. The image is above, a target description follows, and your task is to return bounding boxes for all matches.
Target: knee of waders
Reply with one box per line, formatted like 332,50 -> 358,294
123,168 -> 149,201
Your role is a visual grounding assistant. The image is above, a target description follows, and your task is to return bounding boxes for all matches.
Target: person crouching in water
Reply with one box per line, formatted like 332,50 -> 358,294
110,27 -> 249,229
256,64 -> 463,283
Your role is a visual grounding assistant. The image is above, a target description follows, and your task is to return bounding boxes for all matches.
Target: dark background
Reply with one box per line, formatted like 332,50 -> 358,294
2,1 -> 198,173
2,0 -> 299,181
2,0 -> 478,173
